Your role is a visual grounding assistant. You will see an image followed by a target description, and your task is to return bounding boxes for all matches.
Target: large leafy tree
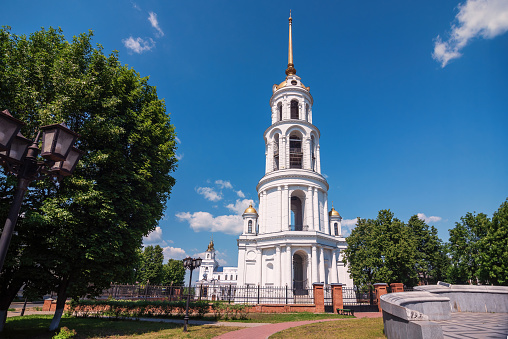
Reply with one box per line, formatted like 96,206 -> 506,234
344,210 -> 419,288
447,212 -> 490,284
136,245 -> 165,285
0,27 -> 177,330
344,210 -> 449,288
407,215 -> 449,285
478,199 -> 508,285
162,259 -> 185,286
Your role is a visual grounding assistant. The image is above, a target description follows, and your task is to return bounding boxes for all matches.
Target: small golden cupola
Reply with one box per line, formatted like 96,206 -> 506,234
329,206 -> 341,218
207,237 -> 214,251
243,204 -> 258,215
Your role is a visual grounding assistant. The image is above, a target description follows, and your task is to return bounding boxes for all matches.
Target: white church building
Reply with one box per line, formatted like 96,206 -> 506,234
197,14 -> 353,291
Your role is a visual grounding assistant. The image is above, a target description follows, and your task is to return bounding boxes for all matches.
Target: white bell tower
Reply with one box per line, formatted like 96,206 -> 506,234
237,13 -> 353,288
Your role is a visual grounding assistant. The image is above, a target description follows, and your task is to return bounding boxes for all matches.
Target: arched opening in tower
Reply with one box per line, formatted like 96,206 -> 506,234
273,134 -> 279,171
289,133 -> 302,169
291,196 -> 303,230
293,252 -> 308,293
290,100 -> 299,119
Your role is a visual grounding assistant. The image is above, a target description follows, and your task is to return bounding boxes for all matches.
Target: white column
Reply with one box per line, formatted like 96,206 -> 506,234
281,136 -> 286,169
319,247 -> 325,284
316,145 -> 321,173
331,249 -> 338,283
284,185 -> 289,231
324,195 -> 329,234
257,248 -> 263,285
311,245 -> 318,284
285,135 -> 290,169
287,245 -> 292,286
258,193 -> 263,234
266,142 -> 272,173
277,186 -> 283,231
306,187 -> 314,230
313,188 -> 319,232
262,191 -> 267,233
276,246 -> 281,286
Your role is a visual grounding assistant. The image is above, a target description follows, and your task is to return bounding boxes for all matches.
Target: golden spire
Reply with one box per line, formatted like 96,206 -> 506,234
207,235 -> 214,251
285,10 -> 296,76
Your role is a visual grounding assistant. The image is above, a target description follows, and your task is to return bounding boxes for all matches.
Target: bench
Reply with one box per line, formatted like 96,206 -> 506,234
337,308 -> 354,316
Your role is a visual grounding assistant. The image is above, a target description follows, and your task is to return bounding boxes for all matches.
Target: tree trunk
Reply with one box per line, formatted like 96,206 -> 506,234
49,278 -> 69,332
0,278 -> 23,332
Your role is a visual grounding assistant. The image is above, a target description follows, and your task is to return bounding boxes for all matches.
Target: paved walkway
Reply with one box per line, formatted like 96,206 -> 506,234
213,312 -> 382,339
436,312 -> 508,339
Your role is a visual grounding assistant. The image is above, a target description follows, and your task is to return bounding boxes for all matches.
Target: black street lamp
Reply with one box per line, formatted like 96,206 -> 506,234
0,109 -> 83,271
182,256 -> 202,332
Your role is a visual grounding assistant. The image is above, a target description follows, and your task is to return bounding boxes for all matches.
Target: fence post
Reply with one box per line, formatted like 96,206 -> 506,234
374,283 -> 388,312
331,283 -> 343,313
390,282 -> 404,293
229,284 -> 232,304
257,284 -> 260,304
285,284 -> 288,305
313,283 -> 325,313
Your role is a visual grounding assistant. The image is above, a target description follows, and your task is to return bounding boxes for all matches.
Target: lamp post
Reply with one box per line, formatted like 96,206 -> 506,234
0,109 -> 83,272
182,256 -> 202,332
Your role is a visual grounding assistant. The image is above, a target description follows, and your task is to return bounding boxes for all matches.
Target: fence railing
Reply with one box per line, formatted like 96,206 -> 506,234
342,286 -> 374,306
98,284 -> 315,305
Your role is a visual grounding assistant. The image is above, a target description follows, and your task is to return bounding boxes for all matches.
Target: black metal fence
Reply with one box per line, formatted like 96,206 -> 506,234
197,285 -> 314,304
99,284 -> 315,305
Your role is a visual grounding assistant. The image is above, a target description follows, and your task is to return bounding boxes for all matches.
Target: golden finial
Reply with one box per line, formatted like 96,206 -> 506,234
207,235 -> 214,251
286,10 -> 296,76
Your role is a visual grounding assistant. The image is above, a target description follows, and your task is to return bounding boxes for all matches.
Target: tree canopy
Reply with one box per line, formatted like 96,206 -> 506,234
343,210 -> 448,288
0,26 -> 177,330
448,198 -> 508,285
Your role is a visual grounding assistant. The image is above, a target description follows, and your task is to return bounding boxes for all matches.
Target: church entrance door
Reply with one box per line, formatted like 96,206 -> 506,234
293,252 -> 307,295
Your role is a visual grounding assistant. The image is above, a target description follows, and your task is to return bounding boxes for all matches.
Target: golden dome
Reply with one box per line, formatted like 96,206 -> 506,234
274,79 -> 309,91
329,207 -> 341,217
243,204 -> 258,214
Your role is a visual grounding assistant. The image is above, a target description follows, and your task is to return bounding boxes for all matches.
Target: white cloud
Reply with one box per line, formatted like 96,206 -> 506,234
142,226 -> 163,245
236,190 -> 245,198
122,36 -> 155,54
226,199 -> 254,215
433,0 -> 508,67
175,153 -> 184,161
175,136 -> 181,144
131,1 -> 141,10
196,187 -> 222,202
148,12 -> 164,37
176,211 -> 243,235
163,246 -> 187,261
341,218 -> 358,237
215,180 -> 233,189
417,213 -> 442,224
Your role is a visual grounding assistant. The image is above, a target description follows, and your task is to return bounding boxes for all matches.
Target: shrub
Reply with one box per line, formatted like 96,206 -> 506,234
52,327 -> 76,339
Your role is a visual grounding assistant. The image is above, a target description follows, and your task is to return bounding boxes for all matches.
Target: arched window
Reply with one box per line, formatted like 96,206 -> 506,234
248,220 -> 253,233
334,223 -> 339,235
273,134 -> 279,171
278,103 -> 283,121
291,100 -> 299,119
289,133 -> 302,169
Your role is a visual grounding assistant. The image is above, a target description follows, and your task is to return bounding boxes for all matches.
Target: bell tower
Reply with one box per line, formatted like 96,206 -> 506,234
237,13 -> 353,289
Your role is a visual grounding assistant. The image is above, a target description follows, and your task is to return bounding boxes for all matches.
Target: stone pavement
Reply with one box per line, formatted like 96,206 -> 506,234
436,312 -> 508,339
213,312 -> 383,339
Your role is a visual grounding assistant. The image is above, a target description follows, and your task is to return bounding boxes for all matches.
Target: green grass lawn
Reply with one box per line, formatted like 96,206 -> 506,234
269,317 -> 386,339
3,315 -> 242,339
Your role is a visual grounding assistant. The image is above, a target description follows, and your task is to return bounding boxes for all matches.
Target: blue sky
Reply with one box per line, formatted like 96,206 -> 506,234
2,0 -> 507,270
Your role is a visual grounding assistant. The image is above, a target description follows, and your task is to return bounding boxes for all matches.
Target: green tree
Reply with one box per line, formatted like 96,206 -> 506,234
136,245 -> 164,285
477,199 -> 508,285
344,210 -> 418,288
0,27 -> 177,331
407,215 -> 449,284
447,212 -> 490,284
162,259 -> 185,286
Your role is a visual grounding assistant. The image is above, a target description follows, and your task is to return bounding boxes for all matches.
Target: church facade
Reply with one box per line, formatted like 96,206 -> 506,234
236,14 -> 353,288
197,14 -> 353,290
